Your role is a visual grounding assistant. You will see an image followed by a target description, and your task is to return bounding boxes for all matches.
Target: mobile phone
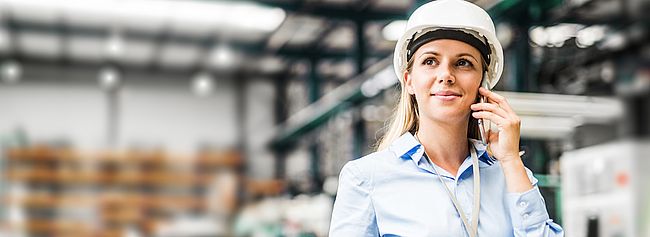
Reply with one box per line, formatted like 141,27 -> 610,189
477,78 -> 491,144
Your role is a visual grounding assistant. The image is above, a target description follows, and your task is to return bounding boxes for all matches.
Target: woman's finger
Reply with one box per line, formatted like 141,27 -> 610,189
471,111 -> 508,128
470,102 -> 510,119
478,87 -> 516,114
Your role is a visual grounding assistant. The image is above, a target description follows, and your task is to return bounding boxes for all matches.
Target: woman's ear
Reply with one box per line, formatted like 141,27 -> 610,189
404,71 -> 415,95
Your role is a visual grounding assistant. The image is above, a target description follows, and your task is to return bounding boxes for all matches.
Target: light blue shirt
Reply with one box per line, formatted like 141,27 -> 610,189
329,132 -> 563,236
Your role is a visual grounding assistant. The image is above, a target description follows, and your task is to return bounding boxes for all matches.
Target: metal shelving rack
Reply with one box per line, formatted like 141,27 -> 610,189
3,146 -> 244,236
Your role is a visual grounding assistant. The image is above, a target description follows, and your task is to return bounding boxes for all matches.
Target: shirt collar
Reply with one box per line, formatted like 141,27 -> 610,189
388,132 -> 495,167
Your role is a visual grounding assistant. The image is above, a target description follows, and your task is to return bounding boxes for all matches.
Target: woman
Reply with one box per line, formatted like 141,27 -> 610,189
329,0 -> 564,236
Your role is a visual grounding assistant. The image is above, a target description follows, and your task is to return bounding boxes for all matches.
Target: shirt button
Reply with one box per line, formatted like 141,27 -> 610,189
523,213 -> 530,219
519,202 -> 527,208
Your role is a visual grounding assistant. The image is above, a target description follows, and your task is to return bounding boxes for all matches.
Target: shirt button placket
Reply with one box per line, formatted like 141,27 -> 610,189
519,201 -> 530,223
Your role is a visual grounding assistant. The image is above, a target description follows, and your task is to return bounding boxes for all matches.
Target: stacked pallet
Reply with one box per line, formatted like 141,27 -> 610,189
3,146 -> 245,237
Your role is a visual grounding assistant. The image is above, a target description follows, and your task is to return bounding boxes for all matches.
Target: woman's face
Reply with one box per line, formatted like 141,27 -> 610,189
404,39 -> 483,125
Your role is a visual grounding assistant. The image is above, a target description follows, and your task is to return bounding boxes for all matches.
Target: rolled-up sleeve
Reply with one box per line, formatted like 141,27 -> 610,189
507,168 -> 564,236
329,161 -> 379,237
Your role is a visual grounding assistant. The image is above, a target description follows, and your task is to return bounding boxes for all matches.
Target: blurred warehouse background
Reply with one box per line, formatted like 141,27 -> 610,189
0,0 -> 648,236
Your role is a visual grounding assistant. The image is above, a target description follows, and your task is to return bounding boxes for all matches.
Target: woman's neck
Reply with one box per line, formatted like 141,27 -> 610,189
416,118 -> 469,177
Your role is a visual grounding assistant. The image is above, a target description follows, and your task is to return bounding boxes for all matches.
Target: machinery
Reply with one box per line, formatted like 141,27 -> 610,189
561,140 -> 650,237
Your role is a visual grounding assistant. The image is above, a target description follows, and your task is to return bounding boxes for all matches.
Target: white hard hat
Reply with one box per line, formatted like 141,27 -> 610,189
393,0 -> 504,89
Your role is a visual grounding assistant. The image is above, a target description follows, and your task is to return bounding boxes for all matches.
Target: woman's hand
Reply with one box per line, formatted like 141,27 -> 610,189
471,88 -> 533,193
470,87 -> 521,163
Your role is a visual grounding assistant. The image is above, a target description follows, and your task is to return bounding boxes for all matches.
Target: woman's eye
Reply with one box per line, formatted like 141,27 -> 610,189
423,59 -> 435,65
457,59 -> 473,67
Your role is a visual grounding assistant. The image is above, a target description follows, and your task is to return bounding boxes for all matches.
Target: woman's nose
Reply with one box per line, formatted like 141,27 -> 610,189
436,64 -> 455,84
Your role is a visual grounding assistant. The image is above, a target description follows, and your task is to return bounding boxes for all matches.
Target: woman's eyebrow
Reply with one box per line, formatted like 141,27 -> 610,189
417,51 -> 439,59
456,53 -> 479,62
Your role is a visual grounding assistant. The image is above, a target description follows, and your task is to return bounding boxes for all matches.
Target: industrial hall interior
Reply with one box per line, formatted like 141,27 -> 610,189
0,0 -> 648,236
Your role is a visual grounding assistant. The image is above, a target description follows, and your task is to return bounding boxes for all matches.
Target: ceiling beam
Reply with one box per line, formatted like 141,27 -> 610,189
6,19 -> 392,63
10,54 -> 293,82
211,0 -> 407,21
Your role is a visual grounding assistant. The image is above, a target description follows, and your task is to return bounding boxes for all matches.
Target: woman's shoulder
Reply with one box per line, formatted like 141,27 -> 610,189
339,149 -> 395,183
347,149 -> 394,168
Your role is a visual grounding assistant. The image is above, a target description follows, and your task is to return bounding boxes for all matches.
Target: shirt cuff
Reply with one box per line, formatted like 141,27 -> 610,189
506,186 -> 550,230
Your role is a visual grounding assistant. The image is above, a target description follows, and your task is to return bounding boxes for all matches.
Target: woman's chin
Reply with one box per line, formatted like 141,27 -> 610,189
423,111 -> 469,123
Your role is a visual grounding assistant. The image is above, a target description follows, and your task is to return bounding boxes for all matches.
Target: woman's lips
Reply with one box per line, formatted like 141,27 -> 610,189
432,91 -> 461,101
433,95 -> 460,101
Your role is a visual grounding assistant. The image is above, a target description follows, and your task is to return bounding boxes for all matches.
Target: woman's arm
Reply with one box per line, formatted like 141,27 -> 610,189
471,87 -> 564,236
500,158 -> 533,193
506,167 -> 564,236
329,161 -> 379,237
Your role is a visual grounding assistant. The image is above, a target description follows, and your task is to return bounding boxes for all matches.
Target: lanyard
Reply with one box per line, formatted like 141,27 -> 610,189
422,141 -> 481,237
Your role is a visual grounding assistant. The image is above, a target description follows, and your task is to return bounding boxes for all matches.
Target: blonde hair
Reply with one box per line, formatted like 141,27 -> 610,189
376,55 -> 485,151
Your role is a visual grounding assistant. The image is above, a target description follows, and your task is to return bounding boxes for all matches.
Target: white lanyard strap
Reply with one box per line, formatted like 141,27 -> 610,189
424,142 -> 481,237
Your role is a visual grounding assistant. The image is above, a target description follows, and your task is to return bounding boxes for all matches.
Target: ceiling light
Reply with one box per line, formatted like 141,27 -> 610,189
530,24 -> 584,47
105,30 -> 124,59
98,66 -> 121,90
10,0 -> 286,33
192,72 -> 215,97
598,32 -> 627,51
227,3 -> 286,32
382,20 -> 407,41
529,26 -> 548,46
548,24 -> 582,47
209,45 -> 239,69
576,25 -> 606,48
214,46 -> 231,65
600,61 -> 615,83
496,22 -> 514,48
168,0 -> 286,33
1,61 -> 22,84
259,57 -> 285,73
